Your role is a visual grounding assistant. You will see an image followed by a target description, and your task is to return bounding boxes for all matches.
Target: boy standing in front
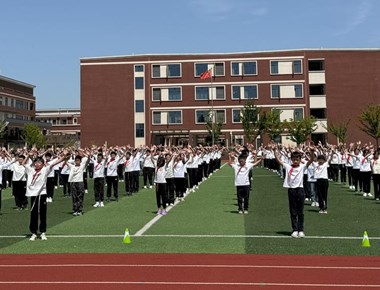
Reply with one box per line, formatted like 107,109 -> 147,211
273,144 -> 314,238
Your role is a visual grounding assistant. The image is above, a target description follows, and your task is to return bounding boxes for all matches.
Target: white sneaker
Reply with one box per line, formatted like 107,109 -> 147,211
367,193 -> 373,197
363,193 -> 367,197
40,233 -> 47,241
54,186 -> 58,189
100,202 -> 104,207
85,189 -> 88,193
238,210 -> 243,214
149,185 -> 153,189
143,186 -> 147,189
315,202 -> 319,207
93,202 -> 100,208
311,202 -> 316,207
298,231 -> 305,238
291,231 -> 298,238
29,234 -> 37,241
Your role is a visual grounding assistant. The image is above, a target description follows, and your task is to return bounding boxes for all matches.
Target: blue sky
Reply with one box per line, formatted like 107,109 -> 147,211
1,0 -> 379,109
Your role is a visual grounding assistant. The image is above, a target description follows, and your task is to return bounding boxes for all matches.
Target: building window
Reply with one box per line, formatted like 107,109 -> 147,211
152,64 -> 181,78
231,61 -> 257,76
232,109 -> 241,123
215,87 -> 225,99
308,60 -> 325,71
294,84 -> 303,98
167,64 -> 181,77
168,111 -> 182,124
135,100 -> 144,112
309,84 -> 325,95
196,110 -> 210,123
135,77 -> 144,90
196,87 -> 209,100
168,88 -> 181,101
270,60 -> 303,75
153,88 -> 161,101
293,108 -> 304,121
62,119 -> 67,125
271,85 -> 280,98
134,65 -> 144,72
195,62 -> 224,77
310,108 -> 326,119
29,103 -> 34,111
73,118 -> 78,124
232,85 -> 258,99
153,112 -> 161,124
136,123 -> 144,137
215,110 -> 226,123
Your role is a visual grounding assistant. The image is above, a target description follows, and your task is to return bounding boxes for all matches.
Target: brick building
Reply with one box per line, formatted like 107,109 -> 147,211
80,49 -> 380,147
0,75 -> 45,146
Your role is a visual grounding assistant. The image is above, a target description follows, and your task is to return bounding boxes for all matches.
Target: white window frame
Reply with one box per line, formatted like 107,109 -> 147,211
232,109 -> 242,123
270,59 -> 303,75
194,62 -> 225,77
230,61 -> 258,76
231,84 -> 258,100
151,87 -> 182,102
151,63 -> 182,78
194,85 -> 226,101
270,83 -> 304,99
152,110 -> 183,125
167,110 -> 183,125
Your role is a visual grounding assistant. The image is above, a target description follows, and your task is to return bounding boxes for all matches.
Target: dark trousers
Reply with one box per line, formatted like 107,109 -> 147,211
155,183 -> 167,209
94,177 -> 104,202
106,176 -> 119,199
288,187 -> 305,232
361,171 -> 371,194
30,195 -> 47,234
71,182 -> 85,212
124,172 -> 133,194
143,167 -> 154,186
330,164 -> 339,182
88,163 -> 94,179
54,170 -> 59,186
165,178 -> 175,204
117,164 -> 124,180
347,166 -> 353,186
12,180 -> 27,208
352,169 -> 360,191
46,177 -> 55,198
174,177 -> 185,198
132,170 -> 140,192
316,179 -> 329,210
61,174 -> 70,196
83,172 -> 88,190
373,174 -> 380,199
340,165 -> 347,183
188,168 -> 197,188
236,185 -> 250,211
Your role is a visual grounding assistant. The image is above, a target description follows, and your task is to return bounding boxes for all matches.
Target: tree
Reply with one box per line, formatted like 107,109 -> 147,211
358,104 -> 380,147
264,109 -> 284,142
23,124 -> 46,148
205,110 -> 223,145
284,116 -> 317,145
322,119 -> 350,144
240,101 -> 264,145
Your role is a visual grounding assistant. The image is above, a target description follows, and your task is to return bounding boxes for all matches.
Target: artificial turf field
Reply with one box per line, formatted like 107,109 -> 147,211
0,165 -> 379,256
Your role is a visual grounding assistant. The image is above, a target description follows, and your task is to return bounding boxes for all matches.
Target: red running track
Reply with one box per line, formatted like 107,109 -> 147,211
1,253 -> 380,289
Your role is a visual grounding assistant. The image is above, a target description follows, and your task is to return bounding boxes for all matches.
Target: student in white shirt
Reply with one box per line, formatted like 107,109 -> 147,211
123,152 -> 134,196
371,150 -> 380,200
313,151 -> 331,214
44,152 -> 56,203
164,153 -> 175,206
142,149 -> 156,189
131,148 -> 143,193
93,152 -> 106,207
154,156 -> 168,215
23,149 -> 67,241
274,144 -> 315,238
67,151 -> 90,216
228,152 -> 262,215
105,151 -> 121,202
11,154 -> 27,210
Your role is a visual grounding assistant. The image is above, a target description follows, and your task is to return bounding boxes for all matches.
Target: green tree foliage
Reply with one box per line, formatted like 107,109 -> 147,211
240,101 -> 263,144
23,124 -> 46,148
358,104 -> 380,147
284,116 -> 317,145
323,119 -> 350,144
264,109 -> 284,142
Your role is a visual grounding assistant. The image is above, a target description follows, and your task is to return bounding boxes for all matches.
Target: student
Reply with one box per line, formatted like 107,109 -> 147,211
123,152 -> 134,196
131,148 -> 143,193
142,149 -> 155,189
313,150 -> 332,214
173,153 -> 186,201
92,152 -> 106,207
44,152 -> 56,203
105,151 -> 121,202
23,149 -> 67,241
11,154 -> 27,210
154,156 -> 168,215
359,149 -> 373,198
371,149 -> 380,200
228,152 -> 262,214
274,144 -> 314,238
67,150 -> 90,216
164,153 -> 175,206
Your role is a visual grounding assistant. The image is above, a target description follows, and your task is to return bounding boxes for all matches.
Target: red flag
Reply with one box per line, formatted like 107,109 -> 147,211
200,68 -> 212,80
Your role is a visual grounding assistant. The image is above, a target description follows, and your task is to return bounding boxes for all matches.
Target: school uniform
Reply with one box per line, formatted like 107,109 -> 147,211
352,153 -> 362,192
142,154 -> 156,188
314,162 -> 329,212
339,152 -> 347,184
346,152 -> 354,188
93,158 -> 106,203
173,159 -> 186,199
371,158 -> 380,199
231,162 -> 254,212
60,158 -> 73,197
11,161 -> 27,209
68,157 -> 88,214
154,166 -> 167,212
164,158 -> 175,205
283,163 -> 307,232
131,152 -> 143,192
45,158 -> 56,201
106,156 -> 121,201
360,155 -> 373,196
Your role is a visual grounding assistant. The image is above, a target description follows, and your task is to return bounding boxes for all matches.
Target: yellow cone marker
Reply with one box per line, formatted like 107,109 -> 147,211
362,231 -> 370,247
123,228 -> 131,244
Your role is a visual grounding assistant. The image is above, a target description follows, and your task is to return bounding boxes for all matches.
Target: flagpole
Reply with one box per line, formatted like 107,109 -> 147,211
211,65 -> 214,146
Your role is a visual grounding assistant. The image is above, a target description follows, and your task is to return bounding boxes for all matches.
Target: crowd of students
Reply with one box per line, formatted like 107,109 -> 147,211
0,144 -> 223,241
229,141 -> 380,238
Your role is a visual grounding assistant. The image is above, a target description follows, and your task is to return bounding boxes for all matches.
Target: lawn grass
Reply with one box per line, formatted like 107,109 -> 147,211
0,165 -> 379,256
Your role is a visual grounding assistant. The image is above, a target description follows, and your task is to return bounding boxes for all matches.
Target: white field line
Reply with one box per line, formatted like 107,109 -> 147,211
0,281 -> 379,288
0,234 -> 379,240
1,264 -> 380,270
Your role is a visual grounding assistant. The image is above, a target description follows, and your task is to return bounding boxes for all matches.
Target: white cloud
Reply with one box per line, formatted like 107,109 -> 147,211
334,0 -> 371,36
